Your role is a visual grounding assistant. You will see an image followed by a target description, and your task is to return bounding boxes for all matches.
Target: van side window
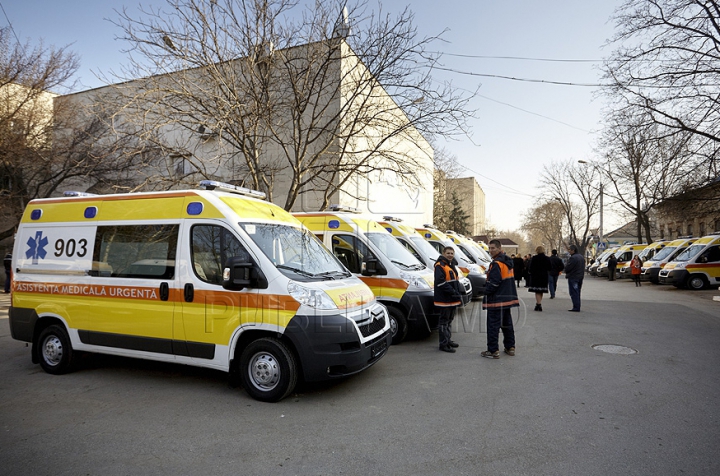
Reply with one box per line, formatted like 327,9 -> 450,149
92,225 -> 179,279
191,225 -> 250,285
332,234 -> 375,274
700,246 -> 720,263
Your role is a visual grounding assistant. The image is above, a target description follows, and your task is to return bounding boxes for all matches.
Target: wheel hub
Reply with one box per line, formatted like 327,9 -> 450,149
248,352 -> 280,391
42,336 -> 63,366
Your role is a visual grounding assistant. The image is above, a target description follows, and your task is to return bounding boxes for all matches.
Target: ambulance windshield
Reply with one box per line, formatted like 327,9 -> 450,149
366,233 -> 425,270
241,223 -> 349,279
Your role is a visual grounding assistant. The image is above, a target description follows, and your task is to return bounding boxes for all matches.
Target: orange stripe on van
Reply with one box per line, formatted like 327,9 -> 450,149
13,281 -> 301,312
360,277 -> 409,290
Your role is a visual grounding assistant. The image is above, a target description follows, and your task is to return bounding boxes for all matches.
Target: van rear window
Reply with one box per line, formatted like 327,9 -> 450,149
91,225 -> 179,279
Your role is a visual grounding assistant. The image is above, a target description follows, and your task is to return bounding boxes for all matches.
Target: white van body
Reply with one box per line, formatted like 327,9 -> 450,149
295,211 -> 443,345
9,182 -> 391,402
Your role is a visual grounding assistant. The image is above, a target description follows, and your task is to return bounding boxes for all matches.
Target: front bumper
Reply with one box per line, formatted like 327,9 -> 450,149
644,267 -> 662,283
400,289 -> 438,332
660,269 -> 688,286
283,307 -> 392,382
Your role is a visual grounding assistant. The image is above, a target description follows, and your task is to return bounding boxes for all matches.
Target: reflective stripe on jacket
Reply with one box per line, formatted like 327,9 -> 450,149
482,252 -> 519,310
434,256 -> 462,307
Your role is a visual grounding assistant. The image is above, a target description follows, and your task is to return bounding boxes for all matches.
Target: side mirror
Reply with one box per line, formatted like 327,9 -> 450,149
362,257 -> 387,276
223,257 -> 268,290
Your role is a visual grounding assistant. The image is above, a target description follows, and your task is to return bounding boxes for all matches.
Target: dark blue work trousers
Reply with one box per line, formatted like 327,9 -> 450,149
486,307 -> 515,353
438,306 -> 456,348
568,278 -> 583,311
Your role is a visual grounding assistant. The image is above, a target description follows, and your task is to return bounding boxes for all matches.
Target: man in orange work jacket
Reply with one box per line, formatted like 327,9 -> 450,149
481,239 -> 518,359
434,246 -> 463,353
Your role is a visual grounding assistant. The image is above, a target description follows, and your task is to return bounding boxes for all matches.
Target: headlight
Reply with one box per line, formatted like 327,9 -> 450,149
674,262 -> 686,269
287,281 -> 337,310
400,271 -> 432,290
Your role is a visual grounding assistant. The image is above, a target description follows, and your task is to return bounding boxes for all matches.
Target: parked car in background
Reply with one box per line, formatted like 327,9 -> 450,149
659,234 -> 720,289
641,237 -> 695,284
589,247 -> 619,276
618,240 -> 667,279
606,243 -> 648,279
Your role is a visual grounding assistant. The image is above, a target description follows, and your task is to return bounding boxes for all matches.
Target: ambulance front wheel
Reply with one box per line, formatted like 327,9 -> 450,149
240,337 -> 298,402
687,274 -> 708,290
37,324 -> 75,375
388,307 -> 408,345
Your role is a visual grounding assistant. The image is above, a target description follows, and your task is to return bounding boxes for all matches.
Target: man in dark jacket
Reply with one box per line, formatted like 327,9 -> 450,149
3,252 -> 11,293
564,244 -> 585,312
481,239 -> 518,359
512,254 -> 524,288
548,249 -> 564,299
607,254 -> 618,281
434,247 -> 463,353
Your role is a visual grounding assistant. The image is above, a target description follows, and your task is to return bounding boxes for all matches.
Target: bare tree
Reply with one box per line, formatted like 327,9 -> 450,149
594,108 -> 699,243
0,28 -> 137,242
522,200 -> 565,253
105,0 -> 475,210
538,161 -> 601,256
602,0 -> 720,186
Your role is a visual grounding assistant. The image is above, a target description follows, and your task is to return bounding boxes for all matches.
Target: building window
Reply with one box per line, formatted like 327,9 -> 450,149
687,224 -> 693,236
700,222 -> 706,236
676,226 -> 682,238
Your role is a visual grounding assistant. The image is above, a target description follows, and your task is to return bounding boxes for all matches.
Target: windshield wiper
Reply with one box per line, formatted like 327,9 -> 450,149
276,264 -> 314,277
313,270 -> 351,279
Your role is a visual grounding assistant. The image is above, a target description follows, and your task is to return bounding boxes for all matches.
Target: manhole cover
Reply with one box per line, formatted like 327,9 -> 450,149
592,344 -> 638,355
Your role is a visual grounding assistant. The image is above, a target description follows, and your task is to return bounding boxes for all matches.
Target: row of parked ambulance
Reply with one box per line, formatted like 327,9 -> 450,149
7,181 -> 490,402
586,234 -> 720,290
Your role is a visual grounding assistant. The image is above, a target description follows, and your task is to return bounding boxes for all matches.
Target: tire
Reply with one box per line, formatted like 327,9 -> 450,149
239,337 -> 297,402
37,324 -> 75,375
387,306 -> 408,345
687,274 -> 708,290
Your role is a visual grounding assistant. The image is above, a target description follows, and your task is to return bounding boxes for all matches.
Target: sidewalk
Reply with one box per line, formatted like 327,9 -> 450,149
0,291 -> 10,311
552,273 -> 720,315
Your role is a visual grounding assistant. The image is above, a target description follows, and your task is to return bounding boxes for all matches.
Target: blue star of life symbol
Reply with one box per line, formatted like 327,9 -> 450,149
26,231 -> 49,265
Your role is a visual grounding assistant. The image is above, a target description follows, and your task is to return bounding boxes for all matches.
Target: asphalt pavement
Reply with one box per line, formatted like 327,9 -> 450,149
0,277 -> 719,476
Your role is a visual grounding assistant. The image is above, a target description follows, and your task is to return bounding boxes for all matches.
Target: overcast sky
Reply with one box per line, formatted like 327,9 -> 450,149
2,0 -> 625,233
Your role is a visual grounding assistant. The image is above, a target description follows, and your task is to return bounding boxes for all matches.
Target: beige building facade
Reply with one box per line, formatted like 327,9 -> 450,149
56,39 -> 434,226
446,177 -> 486,235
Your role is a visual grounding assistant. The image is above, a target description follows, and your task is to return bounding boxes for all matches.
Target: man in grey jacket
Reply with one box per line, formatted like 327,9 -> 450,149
564,245 -> 585,312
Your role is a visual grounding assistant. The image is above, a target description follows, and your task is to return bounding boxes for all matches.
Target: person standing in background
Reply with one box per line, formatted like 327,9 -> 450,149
548,249 -> 564,299
608,253 -> 618,281
630,255 -> 642,287
512,253 -> 525,288
528,246 -> 551,311
4,252 -> 12,293
565,245 -> 585,312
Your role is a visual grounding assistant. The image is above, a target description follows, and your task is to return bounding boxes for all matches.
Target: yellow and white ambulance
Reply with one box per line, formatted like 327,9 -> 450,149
294,209 -> 438,344
378,217 -> 473,303
9,181 -> 391,402
414,225 -> 487,299
659,234 -> 720,289
444,230 -> 493,269
618,240 -> 667,279
641,238 -> 695,284
598,243 -> 647,279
